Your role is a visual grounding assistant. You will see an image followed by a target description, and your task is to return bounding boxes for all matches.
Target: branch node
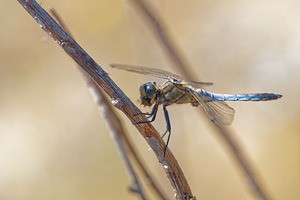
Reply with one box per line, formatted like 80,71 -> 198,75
111,97 -> 123,109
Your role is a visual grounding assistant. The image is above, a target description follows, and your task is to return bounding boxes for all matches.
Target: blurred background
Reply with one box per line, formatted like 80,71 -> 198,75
1,0 -> 299,199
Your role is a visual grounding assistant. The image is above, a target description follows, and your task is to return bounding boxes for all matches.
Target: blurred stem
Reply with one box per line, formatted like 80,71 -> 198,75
122,133 -> 169,200
18,1 -> 192,199
49,8 -> 146,199
49,8 -> 169,200
88,78 -> 146,200
128,0 -> 272,200
128,0 -> 196,81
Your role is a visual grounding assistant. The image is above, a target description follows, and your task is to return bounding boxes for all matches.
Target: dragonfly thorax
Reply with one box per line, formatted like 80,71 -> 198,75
139,82 -> 159,106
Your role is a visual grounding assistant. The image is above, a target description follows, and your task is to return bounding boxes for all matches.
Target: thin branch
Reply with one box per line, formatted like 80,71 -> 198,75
122,133 -> 169,200
128,0 -> 273,200
84,73 -> 168,200
89,78 -> 146,200
49,8 -> 147,200
17,1 -> 194,199
128,0 -> 195,81
93,82 -> 169,200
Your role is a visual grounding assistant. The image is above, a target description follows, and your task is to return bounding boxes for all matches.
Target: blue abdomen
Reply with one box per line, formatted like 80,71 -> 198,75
201,90 -> 282,101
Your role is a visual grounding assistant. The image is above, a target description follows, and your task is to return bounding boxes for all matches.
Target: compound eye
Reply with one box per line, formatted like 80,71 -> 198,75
139,85 -> 146,96
145,83 -> 156,98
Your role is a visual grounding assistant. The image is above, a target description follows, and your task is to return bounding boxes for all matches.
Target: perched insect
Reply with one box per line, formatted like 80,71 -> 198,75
110,64 -> 282,161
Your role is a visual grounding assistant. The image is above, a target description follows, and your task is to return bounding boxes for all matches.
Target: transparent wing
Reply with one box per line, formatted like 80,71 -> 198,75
110,64 -> 213,86
202,101 -> 235,125
111,64 -> 183,81
189,89 -> 235,125
189,81 -> 213,87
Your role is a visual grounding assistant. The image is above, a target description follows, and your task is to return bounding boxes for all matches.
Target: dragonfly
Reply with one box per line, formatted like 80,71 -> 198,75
110,64 -> 282,161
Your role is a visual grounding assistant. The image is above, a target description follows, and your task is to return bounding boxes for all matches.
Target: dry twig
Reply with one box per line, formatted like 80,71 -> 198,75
49,8 -> 148,199
18,0 -> 193,199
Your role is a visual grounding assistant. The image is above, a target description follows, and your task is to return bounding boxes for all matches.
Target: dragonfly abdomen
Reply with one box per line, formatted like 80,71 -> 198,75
201,90 -> 282,101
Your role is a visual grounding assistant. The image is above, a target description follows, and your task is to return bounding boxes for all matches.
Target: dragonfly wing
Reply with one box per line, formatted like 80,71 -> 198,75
202,101 -> 235,125
190,81 -> 213,87
110,64 -> 183,82
189,89 -> 235,125
111,64 -> 213,86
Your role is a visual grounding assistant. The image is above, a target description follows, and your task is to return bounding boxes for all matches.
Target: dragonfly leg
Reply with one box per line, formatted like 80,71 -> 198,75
161,104 -> 171,162
134,103 -> 159,124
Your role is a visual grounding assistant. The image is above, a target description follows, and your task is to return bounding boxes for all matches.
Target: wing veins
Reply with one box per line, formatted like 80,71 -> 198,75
110,64 -> 213,86
188,88 -> 235,125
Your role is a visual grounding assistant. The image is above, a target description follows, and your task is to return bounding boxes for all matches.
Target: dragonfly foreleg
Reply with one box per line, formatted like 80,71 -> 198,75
135,103 -> 159,124
161,104 -> 171,162
141,103 -> 158,119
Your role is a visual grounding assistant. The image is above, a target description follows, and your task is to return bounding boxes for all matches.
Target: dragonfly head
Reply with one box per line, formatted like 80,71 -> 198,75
139,82 -> 158,106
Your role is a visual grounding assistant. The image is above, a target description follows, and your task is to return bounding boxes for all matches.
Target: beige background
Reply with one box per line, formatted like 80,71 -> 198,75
1,0 -> 299,199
